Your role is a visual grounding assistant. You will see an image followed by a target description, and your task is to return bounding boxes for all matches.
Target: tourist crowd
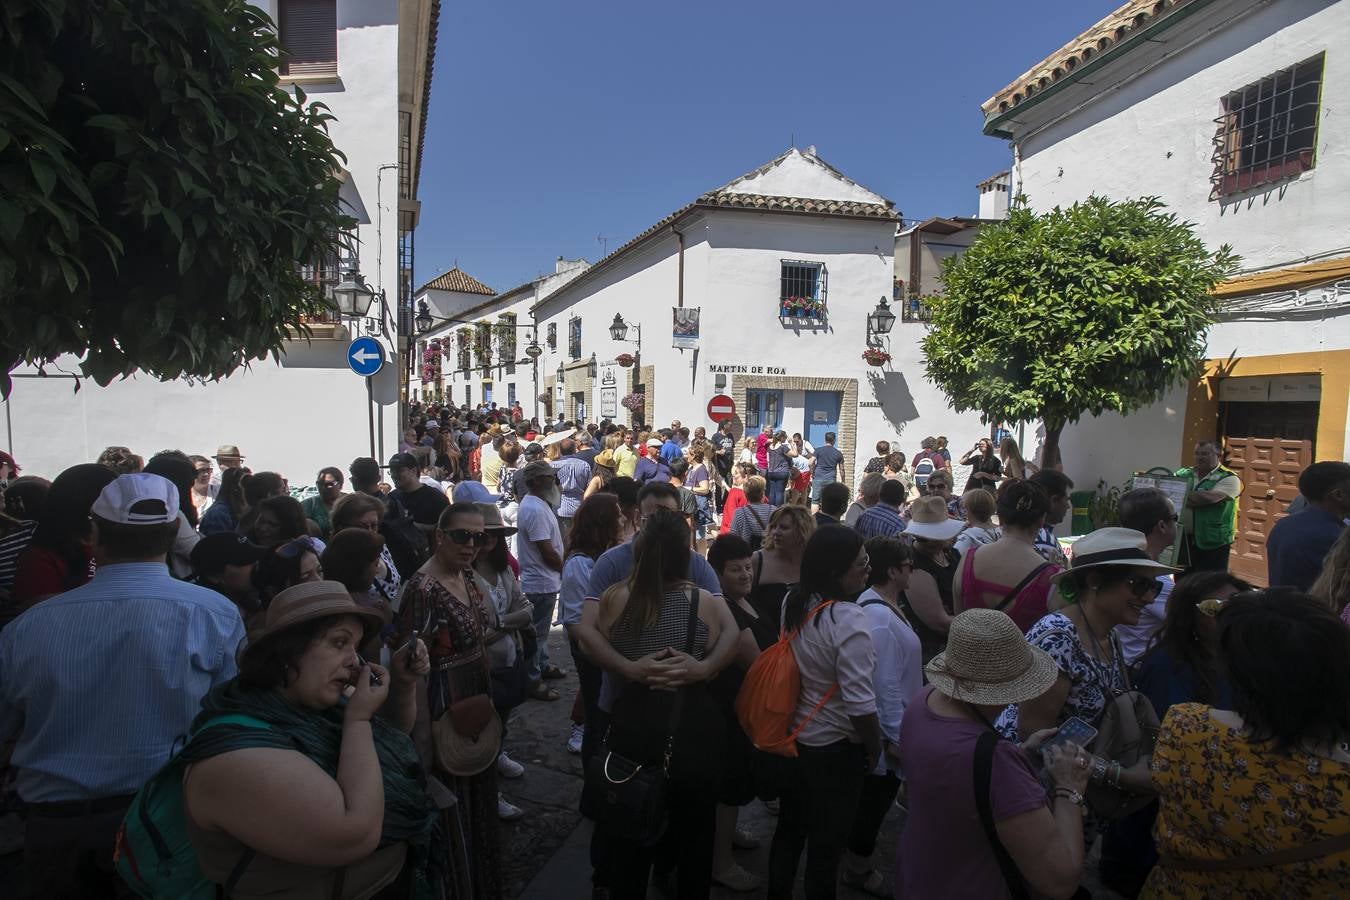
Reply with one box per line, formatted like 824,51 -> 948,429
0,402 -> 1347,900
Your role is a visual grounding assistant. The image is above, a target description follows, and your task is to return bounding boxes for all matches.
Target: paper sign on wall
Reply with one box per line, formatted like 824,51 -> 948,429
672,307 -> 700,350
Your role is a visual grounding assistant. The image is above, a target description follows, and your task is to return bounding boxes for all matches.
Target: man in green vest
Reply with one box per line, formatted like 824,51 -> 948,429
1175,440 -> 1242,574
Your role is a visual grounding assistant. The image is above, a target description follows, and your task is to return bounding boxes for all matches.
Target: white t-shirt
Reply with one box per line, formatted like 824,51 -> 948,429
516,494 -> 562,593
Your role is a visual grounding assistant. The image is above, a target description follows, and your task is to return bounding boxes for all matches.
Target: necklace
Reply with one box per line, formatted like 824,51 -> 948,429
1074,603 -> 1122,691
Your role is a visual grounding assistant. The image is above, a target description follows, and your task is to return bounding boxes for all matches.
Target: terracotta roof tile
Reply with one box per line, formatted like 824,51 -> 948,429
982,0 -> 1200,120
696,191 -> 898,220
418,267 -> 495,296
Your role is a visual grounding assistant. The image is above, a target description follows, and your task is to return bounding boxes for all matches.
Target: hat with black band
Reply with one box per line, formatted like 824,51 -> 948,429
1049,527 -> 1180,585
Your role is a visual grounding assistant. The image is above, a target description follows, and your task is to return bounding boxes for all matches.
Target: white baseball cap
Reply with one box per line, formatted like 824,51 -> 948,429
90,473 -> 180,525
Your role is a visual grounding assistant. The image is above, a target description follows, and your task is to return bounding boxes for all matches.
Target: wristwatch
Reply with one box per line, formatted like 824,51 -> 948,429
1053,788 -> 1085,807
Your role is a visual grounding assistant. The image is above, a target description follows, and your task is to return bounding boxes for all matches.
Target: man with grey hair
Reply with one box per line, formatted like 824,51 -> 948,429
573,429 -> 599,467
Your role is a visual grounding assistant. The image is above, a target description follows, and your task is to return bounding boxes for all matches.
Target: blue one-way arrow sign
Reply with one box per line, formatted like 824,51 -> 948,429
346,337 -> 385,377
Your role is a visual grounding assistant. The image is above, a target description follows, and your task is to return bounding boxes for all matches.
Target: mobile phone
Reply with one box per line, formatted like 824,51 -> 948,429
356,653 -> 382,687
1041,716 -> 1097,762
403,630 -> 419,669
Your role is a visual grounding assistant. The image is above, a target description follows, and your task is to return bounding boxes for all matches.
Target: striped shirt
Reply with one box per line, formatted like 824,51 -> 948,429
0,519 -> 37,596
0,562 -> 245,802
854,503 -> 907,540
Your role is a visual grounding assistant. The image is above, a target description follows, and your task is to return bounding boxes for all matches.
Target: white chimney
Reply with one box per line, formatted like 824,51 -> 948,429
977,171 -> 1011,219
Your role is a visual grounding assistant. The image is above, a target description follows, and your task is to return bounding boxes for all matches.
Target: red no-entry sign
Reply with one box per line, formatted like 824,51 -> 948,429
707,394 -> 736,422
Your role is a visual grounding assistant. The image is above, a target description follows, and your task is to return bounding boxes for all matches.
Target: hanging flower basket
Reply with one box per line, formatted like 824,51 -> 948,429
621,391 -> 646,413
537,391 -> 550,402
615,352 -> 635,368
861,347 -> 891,367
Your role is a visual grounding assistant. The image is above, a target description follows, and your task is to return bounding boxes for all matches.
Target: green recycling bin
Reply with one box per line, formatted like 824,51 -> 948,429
1070,489 -> 1096,535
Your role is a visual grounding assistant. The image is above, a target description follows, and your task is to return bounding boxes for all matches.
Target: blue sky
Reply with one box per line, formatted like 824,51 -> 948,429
414,0 -> 1121,292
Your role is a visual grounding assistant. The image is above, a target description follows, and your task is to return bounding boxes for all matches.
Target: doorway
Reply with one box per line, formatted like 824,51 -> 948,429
1222,436 -> 1313,586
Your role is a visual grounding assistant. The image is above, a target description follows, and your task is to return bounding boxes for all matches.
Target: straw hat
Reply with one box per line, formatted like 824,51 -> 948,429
541,428 -> 574,447
594,449 -> 616,469
904,496 -> 965,541
474,502 -> 517,536
432,701 -> 503,777
214,444 -> 245,461
925,608 -> 1059,705
1049,527 -> 1180,584
239,581 -> 385,666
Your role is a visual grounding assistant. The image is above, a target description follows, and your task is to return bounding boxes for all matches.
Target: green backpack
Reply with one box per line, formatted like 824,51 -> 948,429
115,713 -> 271,899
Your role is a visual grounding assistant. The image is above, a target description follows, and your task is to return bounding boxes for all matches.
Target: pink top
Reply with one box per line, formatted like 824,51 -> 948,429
959,544 -> 1061,634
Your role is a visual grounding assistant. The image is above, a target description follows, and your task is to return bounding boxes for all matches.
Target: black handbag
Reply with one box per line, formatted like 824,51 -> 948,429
581,589 -> 700,846
489,642 -> 529,714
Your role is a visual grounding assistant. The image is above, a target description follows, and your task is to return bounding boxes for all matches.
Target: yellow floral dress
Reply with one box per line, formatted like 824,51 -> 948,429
1142,703 -> 1350,898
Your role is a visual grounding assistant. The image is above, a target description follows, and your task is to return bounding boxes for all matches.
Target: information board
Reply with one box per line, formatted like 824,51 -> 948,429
1130,470 -> 1194,568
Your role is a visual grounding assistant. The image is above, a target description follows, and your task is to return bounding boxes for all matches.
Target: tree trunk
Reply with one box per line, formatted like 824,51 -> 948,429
1041,421 -> 1065,472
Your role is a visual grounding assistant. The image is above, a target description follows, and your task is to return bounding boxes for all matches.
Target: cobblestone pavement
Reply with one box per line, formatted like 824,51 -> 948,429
503,628 -> 1126,899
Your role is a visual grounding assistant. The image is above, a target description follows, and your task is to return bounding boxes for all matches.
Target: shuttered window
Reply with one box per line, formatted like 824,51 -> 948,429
279,0 -> 337,76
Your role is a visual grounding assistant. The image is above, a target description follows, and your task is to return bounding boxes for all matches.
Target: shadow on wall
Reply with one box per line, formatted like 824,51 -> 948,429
865,371 -> 920,434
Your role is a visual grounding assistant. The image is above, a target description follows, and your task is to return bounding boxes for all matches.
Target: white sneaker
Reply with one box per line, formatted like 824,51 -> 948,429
567,723 -> 584,755
496,751 -> 525,779
497,792 -> 523,821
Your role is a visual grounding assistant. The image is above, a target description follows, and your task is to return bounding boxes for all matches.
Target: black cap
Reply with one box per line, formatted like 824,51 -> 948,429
191,533 -> 267,576
387,452 -> 419,471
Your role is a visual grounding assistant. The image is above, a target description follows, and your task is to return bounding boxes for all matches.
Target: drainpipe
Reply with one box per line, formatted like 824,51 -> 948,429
672,224 -> 685,308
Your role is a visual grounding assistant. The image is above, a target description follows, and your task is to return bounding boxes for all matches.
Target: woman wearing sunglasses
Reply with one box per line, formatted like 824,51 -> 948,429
997,529 -> 1178,836
395,502 -> 505,900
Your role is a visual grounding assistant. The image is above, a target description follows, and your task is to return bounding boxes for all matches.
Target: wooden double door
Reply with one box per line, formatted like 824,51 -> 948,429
1224,436 -> 1312,586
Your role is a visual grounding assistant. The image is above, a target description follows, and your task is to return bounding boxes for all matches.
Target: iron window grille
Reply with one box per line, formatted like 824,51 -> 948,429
278,0 -> 337,77
1211,54 -> 1323,199
895,279 -> 933,323
568,317 -> 582,360
779,260 -> 827,323
547,322 -> 557,350
474,323 -> 493,367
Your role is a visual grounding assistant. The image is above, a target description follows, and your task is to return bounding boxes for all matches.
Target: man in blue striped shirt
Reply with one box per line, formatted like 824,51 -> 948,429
0,473 -> 244,898
854,478 -> 909,540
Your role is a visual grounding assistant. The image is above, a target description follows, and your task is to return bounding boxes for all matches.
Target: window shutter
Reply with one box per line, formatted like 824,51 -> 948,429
279,0 -> 337,75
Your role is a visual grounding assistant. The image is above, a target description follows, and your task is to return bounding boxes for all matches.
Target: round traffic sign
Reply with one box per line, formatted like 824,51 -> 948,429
707,394 -> 736,423
346,337 -> 385,377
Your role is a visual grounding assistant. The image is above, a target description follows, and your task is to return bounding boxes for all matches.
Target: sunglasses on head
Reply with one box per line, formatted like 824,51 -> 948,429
1197,597 -> 1228,617
441,528 -> 488,546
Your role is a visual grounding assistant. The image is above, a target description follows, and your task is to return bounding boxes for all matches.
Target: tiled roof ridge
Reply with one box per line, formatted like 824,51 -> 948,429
417,266 -> 495,296
982,0 -> 1200,118
697,191 -> 899,220
714,146 -> 891,204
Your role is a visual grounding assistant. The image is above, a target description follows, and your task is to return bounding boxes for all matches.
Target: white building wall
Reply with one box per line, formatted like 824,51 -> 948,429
1010,0 -> 1350,478
2,0 -> 404,483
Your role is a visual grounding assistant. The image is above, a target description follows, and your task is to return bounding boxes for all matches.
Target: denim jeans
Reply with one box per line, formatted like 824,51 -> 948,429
525,591 -> 557,683
766,470 -> 790,506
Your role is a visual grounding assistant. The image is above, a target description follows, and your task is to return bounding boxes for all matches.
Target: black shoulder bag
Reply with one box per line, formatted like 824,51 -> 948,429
974,730 -> 1031,900
580,589 -> 700,847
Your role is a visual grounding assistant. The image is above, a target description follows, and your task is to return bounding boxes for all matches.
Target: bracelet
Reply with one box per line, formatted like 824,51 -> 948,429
1089,757 -> 1108,783
1052,788 -> 1084,807
1109,761 -> 1123,788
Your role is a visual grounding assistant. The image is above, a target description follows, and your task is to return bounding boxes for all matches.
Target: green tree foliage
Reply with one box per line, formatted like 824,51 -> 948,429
921,196 -> 1239,469
0,0 -> 352,397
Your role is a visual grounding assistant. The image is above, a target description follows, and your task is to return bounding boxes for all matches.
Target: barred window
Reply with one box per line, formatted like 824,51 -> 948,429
547,322 -> 557,350
779,260 -> 827,321
568,317 -> 582,360
1212,54 -> 1323,199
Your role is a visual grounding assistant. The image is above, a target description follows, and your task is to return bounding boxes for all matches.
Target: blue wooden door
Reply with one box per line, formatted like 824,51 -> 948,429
804,391 -> 841,448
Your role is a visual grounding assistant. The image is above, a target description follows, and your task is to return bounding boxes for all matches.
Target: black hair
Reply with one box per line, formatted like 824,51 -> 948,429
668,456 -> 689,479
636,480 -> 680,508
251,495 -> 308,546
606,476 -> 639,511
92,516 -> 179,559
238,613 -> 373,691
320,528 -> 385,592
864,536 -> 912,588
782,525 -> 865,632
3,476 -> 50,521
707,533 -> 753,575
243,471 -> 286,506
32,464 -> 118,579
1143,571 -> 1250,705
616,509 -> 691,628
1219,588 -> 1350,752
824,432 -> 836,444
819,482 -> 850,517
145,451 -> 199,529
878,478 -> 907,507
254,539 -> 319,598
1118,487 -> 1173,534
1298,461 -> 1350,503
997,480 -> 1050,529
479,528 -> 511,573
1029,469 -> 1073,498
317,466 -> 344,486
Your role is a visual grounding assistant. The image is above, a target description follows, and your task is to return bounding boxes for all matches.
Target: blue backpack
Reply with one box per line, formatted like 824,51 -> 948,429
115,714 -> 271,899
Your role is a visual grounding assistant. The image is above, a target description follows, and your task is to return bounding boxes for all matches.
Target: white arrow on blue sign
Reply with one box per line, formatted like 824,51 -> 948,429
346,337 -> 386,377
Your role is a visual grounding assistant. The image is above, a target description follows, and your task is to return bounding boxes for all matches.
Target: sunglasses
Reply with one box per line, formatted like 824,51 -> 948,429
1196,597 -> 1228,617
1123,575 -> 1161,598
441,528 -> 488,546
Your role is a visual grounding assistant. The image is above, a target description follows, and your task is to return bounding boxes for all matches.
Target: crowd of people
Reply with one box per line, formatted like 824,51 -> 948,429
0,402 -> 1346,900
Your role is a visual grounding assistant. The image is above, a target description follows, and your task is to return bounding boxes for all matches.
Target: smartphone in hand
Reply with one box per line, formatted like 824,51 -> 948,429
1040,716 -> 1097,766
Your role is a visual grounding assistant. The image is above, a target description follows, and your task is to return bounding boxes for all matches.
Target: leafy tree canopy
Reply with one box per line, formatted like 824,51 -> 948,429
921,196 -> 1239,468
0,0 -> 351,397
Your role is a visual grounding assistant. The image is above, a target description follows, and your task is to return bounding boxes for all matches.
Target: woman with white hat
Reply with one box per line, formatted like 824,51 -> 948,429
998,528 -> 1178,801
898,495 -> 965,665
896,608 -> 1093,899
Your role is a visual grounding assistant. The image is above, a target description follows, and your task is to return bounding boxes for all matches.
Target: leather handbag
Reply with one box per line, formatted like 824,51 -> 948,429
581,590 -> 700,846
1086,631 -> 1160,819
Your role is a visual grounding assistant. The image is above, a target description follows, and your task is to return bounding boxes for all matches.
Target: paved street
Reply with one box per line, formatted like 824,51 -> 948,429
499,627 -> 1125,900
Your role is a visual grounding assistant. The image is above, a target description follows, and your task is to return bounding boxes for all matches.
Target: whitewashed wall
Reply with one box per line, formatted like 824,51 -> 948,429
2,0 -> 404,483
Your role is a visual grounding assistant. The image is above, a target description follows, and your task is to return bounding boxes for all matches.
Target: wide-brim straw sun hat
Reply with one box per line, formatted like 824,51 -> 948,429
904,495 -> 965,541
239,581 -> 385,666
1049,527 -> 1181,584
925,608 -> 1059,705
541,428 -> 574,447
474,502 -> 518,537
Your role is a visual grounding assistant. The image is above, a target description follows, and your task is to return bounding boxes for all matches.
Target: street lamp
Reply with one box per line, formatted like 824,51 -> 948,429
609,313 -> 641,347
587,352 -> 597,378
866,296 -> 896,344
414,299 -> 435,334
333,269 -> 377,318
556,362 -> 565,383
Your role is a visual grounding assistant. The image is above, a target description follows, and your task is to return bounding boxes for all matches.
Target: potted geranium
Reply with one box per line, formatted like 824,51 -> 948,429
616,352 -> 635,368
861,347 -> 891,367
621,391 -> 645,413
